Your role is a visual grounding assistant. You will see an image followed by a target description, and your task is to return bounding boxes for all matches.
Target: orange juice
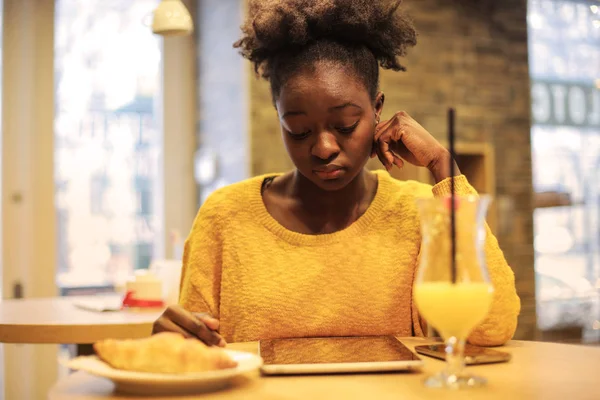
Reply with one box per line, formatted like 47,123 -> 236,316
414,282 -> 493,340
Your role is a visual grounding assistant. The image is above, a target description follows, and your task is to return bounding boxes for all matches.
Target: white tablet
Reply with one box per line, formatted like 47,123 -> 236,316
259,336 -> 423,375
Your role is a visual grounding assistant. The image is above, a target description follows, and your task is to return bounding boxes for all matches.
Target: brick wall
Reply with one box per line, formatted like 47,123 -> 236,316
245,0 -> 536,339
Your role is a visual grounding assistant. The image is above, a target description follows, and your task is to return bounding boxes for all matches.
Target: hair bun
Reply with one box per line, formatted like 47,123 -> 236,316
236,0 -> 417,76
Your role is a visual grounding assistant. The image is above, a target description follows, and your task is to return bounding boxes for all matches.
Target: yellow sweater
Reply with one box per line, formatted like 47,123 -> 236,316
179,171 -> 520,346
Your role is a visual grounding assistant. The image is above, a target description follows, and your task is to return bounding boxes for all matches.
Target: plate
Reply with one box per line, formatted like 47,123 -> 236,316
65,350 -> 263,396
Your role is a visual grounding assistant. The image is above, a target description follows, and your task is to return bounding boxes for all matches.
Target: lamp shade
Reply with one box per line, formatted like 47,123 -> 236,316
152,0 -> 193,36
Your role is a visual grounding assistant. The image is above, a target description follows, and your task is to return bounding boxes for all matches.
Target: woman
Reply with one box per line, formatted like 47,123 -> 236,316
153,0 -> 520,347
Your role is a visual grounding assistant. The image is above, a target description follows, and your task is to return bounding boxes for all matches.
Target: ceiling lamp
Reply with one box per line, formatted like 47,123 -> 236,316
151,0 -> 193,37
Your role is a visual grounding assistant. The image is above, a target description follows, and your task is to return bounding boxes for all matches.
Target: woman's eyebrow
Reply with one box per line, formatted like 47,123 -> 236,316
328,102 -> 362,112
282,102 -> 362,118
282,110 -> 306,118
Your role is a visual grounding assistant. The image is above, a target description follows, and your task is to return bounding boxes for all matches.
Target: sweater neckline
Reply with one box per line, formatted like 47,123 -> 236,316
247,170 -> 392,246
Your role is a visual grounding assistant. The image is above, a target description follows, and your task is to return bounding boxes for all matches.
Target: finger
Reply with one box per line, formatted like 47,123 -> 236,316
373,121 -> 388,158
154,317 -> 226,347
374,119 -> 394,141
374,140 -> 390,170
392,154 -> 405,169
166,307 -> 223,346
193,312 -> 220,331
153,316 -> 196,339
378,138 -> 395,171
194,323 -> 224,347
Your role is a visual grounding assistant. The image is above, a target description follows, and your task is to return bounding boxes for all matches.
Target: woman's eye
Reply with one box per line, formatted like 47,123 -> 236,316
288,130 -> 311,140
336,121 -> 360,134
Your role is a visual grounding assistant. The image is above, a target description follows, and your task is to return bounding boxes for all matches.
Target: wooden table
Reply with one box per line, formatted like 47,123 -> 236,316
0,296 -> 162,349
48,337 -> 600,400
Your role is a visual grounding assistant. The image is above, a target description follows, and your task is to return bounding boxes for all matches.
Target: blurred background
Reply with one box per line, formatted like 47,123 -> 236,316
0,0 -> 599,397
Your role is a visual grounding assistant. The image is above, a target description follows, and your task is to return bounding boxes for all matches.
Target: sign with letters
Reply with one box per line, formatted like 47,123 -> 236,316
531,80 -> 600,127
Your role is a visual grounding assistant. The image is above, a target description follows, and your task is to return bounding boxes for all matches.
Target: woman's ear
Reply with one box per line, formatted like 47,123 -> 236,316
374,92 -> 385,122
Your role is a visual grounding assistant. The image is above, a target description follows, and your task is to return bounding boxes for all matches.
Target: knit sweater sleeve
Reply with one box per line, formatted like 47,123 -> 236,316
418,175 -> 521,346
178,192 -> 226,318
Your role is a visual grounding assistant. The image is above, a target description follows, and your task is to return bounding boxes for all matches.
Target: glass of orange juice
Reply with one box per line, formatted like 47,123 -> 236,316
413,194 -> 493,389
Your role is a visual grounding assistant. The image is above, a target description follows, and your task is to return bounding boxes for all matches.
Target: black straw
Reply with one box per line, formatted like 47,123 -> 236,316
448,108 -> 457,284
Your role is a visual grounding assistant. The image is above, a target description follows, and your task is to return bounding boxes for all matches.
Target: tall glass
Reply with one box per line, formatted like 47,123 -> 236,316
413,195 -> 493,389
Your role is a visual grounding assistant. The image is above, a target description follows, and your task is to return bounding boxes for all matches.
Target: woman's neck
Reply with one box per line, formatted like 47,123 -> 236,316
289,168 -> 377,216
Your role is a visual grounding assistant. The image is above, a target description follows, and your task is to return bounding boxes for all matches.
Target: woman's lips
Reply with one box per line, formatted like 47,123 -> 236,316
313,167 -> 344,180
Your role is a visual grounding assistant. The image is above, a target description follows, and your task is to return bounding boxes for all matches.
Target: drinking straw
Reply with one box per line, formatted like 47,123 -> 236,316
448,108 -> 457,284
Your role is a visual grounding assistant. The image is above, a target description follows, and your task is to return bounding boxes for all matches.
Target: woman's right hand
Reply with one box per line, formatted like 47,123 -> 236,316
152,305 -> 226,347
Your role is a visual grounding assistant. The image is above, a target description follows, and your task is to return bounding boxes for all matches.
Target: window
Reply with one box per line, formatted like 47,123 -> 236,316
528,0 -> 600,342
90,174 -> 109,215
54,0 -> 162,290
0,0 -> 4,302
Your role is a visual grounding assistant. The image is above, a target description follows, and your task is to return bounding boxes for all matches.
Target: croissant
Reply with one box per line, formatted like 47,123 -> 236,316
94,332 -> 238,374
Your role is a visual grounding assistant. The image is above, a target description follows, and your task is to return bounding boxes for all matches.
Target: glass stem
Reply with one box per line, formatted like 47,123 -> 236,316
444,336 -> 466,378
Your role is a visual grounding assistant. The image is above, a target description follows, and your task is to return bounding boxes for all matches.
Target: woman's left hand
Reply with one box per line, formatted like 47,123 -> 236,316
371,111 -> 455,182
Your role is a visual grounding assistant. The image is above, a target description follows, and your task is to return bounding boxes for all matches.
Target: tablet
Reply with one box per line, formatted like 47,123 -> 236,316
259,336 -> 423,375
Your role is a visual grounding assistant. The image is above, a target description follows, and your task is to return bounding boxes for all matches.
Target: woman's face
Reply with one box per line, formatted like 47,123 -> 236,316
275,63 -> 384,191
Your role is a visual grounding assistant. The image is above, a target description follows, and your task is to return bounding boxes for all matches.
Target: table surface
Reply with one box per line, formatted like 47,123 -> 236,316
48,337 -> 600,400
0,296 -> 162,344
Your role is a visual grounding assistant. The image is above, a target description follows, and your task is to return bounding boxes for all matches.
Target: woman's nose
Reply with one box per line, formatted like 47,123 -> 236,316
311,131 -> 340,161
